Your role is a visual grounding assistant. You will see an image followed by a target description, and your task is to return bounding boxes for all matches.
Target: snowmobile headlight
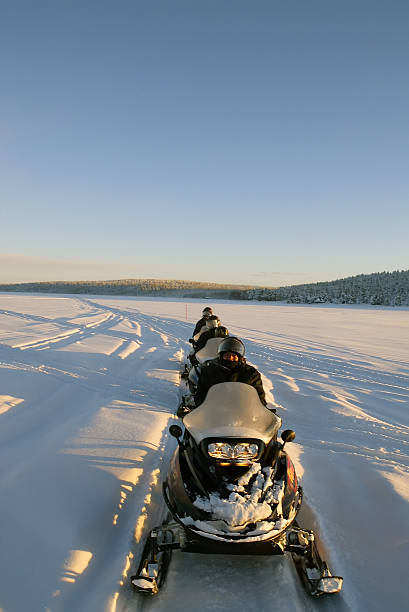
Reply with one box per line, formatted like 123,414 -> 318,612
207,442 -> 259,461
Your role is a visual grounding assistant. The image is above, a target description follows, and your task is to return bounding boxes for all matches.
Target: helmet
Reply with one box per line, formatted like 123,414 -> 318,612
206,315 -> 220,329
202,307 -> 213,318
217,337 -> 245,358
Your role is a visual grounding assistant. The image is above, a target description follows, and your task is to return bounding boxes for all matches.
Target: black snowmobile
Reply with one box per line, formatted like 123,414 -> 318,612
131,382 -> 343,597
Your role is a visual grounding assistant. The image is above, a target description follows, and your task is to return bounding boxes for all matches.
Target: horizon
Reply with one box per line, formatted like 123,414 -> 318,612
1,1 -> 408,285
1,267 -> 407,291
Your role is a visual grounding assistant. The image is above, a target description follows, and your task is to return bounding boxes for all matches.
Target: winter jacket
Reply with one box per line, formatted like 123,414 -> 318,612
194,326 -> 229,352
194,358 -> 267,407
192,317 -> 208,337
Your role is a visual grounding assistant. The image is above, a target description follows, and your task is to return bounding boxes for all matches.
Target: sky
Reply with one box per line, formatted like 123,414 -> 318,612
1,0 -> 408,287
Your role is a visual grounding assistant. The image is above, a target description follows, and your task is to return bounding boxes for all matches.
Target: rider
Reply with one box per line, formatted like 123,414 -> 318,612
193,337 -> 267,407
193,315 -> 229,353
191,307 -> 213,341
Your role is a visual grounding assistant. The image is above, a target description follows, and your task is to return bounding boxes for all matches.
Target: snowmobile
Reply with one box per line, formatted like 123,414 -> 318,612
131,382 -> 343,597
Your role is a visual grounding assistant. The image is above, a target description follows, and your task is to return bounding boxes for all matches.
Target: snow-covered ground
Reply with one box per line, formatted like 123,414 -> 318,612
0,294 -> 408,612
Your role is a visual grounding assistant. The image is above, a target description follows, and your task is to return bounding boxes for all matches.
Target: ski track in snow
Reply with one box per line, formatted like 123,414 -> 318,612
0,295 -> 408,612
0,296 -> 186,612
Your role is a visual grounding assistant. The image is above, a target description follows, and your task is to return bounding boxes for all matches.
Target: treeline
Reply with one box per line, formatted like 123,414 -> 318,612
246,270 -> 409,306
1,271 -> 408,306
0,278 -> 253,299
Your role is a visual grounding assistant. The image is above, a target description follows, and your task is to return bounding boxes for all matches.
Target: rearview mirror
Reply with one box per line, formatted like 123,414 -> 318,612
281,429 -> 296,444
169,424 -> 183,439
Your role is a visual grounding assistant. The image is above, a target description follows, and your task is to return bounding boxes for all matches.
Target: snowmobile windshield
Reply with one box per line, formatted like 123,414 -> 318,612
183,382 -> 281,445
195,337 -> 225,364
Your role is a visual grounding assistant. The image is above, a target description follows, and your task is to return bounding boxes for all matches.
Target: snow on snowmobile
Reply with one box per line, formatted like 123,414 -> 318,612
131,382 -> 343,597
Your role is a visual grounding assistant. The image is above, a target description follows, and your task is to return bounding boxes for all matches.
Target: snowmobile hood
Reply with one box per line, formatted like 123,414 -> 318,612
195,337 -> 225,363
183,382 -> 281,444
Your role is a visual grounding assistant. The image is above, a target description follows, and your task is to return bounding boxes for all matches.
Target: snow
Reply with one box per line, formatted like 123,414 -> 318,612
0,294 -> 408,611
182,462 -> 293,544
192,463 -> 279,526
0,394 -> 24,416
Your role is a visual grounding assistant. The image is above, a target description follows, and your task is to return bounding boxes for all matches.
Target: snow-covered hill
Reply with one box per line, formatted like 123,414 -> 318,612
0,295 -> 408,612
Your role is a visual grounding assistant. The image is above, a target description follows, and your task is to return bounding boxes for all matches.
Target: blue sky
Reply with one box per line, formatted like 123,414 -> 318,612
1,0 -> 408,286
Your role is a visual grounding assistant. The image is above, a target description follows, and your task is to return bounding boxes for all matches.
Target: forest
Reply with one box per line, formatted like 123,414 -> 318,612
1,270 -> 408,306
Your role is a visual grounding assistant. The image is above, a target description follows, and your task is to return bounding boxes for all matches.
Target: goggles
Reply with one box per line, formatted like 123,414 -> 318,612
222,352 -> 240,362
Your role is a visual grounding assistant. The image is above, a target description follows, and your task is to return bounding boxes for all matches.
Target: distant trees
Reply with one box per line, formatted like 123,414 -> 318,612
1,271 -> 408,306
246,270 -> 409,306
0,278 -> 252,299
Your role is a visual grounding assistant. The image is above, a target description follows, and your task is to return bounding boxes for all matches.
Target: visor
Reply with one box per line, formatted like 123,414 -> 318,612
222,352 -> 240,362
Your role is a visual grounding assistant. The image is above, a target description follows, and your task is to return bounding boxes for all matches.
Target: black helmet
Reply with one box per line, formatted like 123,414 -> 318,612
217,336 -> 245,358
202,307 -> 213,318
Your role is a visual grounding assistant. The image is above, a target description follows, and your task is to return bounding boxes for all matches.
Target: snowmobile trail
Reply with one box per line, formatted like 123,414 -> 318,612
0,296 -> 187,612
139,553 -> 306,612
137,552 -> 349,612
122,542 -> 349,612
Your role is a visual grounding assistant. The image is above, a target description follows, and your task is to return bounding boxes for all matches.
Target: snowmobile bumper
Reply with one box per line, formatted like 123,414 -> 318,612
180,528 -> 286,556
